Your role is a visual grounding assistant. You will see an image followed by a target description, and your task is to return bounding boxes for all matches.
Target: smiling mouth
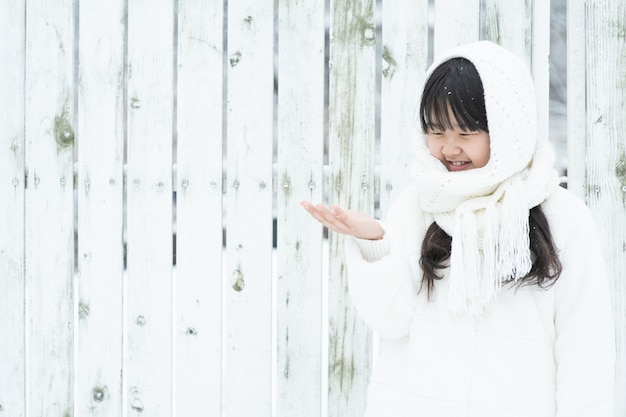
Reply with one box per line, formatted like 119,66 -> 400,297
447,160 -> 471,171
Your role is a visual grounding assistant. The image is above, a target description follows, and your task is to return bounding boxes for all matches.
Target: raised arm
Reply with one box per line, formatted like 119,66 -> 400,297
301,187 -> 428,339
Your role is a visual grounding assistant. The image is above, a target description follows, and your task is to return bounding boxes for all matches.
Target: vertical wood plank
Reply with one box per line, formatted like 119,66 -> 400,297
24,1 -> 75,416
126,0 -> 174,415
379,0 -> 429,215
0,1 -> 26,416
75,0 -> 126,416
433,0 -> 480,57
224,1 -> 274,415
584,1 -> 626,414
175,0 -> 224,415
276,0 -> 325,415
566,0 -> 587,198
531,0 -> 551,149
327,1 -> 376,416
483,0 -> 532,66
483,0 -> 551,154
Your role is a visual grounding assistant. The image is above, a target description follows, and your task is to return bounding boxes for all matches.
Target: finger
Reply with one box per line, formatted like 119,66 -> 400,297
315,204 -> 351,232
329,205 -> 348,221
328,205 -> 356,230
300,201 -> 314,211
301,202 -> 354,235
303,203 -> 342,230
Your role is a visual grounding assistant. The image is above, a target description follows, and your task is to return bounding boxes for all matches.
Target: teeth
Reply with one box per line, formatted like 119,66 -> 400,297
450,161 -> 466,165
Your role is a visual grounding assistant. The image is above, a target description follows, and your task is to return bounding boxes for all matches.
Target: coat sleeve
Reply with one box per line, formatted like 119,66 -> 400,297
345,187 -> 428,339
552,197 -> 615,416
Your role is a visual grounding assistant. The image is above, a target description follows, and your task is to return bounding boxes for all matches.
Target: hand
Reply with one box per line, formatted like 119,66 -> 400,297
300,201 -> 384,240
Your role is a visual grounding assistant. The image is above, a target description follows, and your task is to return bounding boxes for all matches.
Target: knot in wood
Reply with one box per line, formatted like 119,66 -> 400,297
92,387 -> 105,402
131,399 -> 144,413
54,110 -> 74,148
130,98 -> 142,109
232,270 -> 245,292
230,52 -> 242,67
78,303 -> 90,320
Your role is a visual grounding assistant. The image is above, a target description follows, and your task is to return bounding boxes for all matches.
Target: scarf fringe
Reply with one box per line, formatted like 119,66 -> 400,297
498,180 -> 532,281
447,181 -> 533,316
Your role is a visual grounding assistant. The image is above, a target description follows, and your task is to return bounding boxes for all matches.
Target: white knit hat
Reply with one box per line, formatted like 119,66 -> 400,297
412,41 -> 559,316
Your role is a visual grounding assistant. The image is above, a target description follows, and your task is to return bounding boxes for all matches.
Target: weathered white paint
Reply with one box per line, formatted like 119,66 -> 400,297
583,1 -> 626,414
380,0 -> 429,215
433,0 -> 480,58
483,0 -> 532,66
24,1 -> 75,416
328,1 -> 376,416
3,2 -> 626,417
531,0 -> 552,150
126,0 -> 174,415
75,1 -> 126,416
276,0 -> 325,416
224,1 -> 275,416
175,0 -> 224,415
566,0 -> 586,198
0,1 -> 25,416
74,0 -> 127,415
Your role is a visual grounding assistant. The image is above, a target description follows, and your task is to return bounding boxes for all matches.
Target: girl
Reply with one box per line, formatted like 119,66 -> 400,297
301,41 -> 615,416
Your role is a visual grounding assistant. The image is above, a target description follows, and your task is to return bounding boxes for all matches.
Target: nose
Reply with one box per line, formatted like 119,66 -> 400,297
441,135 -> 461,157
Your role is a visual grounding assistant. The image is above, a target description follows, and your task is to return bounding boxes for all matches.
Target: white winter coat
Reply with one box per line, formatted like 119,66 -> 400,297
347,185 -> 615,417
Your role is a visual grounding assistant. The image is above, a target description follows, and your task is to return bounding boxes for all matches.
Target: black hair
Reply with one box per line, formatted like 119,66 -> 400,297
419,206 -> 562,297
418,57 -> 562,297
419,57 -> 488,133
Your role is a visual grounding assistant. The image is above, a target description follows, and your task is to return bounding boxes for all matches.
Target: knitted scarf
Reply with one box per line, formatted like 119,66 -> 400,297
412,41 -> 560,316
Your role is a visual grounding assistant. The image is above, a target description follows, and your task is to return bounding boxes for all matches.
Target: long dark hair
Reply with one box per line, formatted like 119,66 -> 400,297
418,57 -> 562,297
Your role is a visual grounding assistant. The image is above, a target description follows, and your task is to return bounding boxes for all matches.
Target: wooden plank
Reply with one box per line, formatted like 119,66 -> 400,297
276,0 -> 325,415
584,2 -> 626,414
24,1 -> 75,416
380,0 -> 429,215
126,0 -> 174,415
175,0 -> 224,415
483,0 -> 532,66
0,1 -> 26,416
224,1 -> 274,415
75,0 -> 126,416
531,0 -> 551,152
433,0 -> 480,57
483,0 -> 550,155
327,1 -> 376,415
566,0 -> 587,198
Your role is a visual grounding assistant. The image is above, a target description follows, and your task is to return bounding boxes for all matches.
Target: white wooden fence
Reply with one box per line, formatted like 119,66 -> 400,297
0,0 -> 624,416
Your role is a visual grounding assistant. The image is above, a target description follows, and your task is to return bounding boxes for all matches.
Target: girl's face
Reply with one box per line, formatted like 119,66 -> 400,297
426,111 -> 490,172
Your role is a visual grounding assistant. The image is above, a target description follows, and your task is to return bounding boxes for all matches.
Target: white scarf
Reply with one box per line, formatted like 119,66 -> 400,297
412,41 -> 560,316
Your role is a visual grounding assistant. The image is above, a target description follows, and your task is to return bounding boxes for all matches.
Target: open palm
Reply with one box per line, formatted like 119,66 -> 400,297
300,201 -> 383,240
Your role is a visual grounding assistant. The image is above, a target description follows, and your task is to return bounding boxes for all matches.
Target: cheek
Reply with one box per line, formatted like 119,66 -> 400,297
426,139 -> 441,159
473,136 -> 491,167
